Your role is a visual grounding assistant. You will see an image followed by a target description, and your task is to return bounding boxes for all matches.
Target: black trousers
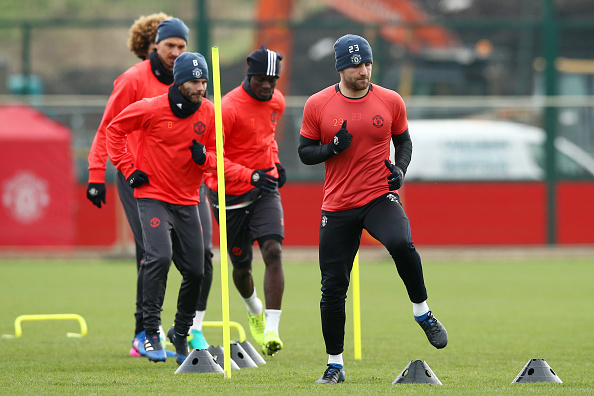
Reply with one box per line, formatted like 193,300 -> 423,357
196,183 -> 213,312
137,198 -> 204,336
116,171 -> 146,336
319,193 -> 428,355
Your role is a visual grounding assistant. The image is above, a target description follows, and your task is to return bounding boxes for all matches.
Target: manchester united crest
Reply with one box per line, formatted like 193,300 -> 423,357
372,114 -> 384,128
2,171 -> 50,224
194,122 -> 206,135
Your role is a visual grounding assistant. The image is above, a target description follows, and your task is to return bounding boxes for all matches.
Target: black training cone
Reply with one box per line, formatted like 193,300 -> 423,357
393,360 -> 442,385
231,342 -> 258,368
512,359 -> 562,384
207,345 -> 240,370
239,340 -> 266,365
174,349 -> 224,374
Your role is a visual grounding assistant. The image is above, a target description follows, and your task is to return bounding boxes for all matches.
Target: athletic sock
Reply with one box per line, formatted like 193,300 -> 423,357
190,310 -> 206,331
264,309 -> 281,333
243,289 -> 263,316
328,353 -> 344,367
413,301 -> 430,318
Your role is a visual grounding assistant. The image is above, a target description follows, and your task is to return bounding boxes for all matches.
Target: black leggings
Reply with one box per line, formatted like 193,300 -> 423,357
318,193 -> 427,355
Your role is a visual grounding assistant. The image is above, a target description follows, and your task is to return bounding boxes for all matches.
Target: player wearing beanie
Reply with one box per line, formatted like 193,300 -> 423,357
298,34 -> 448,384
127,13 -> 171,60
86,14 -> 190,359
203,45 -> 287,356
106,52 -> 223,366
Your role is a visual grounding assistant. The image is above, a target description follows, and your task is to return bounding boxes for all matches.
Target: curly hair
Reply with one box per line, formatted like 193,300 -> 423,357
127,12 -> 172,60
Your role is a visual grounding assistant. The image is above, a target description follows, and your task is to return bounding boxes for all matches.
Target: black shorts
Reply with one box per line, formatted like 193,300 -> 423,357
208,188 -> 284,268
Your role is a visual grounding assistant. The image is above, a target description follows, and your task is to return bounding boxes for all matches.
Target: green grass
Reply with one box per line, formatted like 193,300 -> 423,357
0,253 -> 593,395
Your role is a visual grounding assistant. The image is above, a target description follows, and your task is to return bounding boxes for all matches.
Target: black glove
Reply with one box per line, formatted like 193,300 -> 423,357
275,163 -> 286,188
332,120 -> 352,154
189,139 -> 206,165
86,182 -> 106,208
385,160 -> 404,190
127,170 -> 149,188
251,167 -> 278,193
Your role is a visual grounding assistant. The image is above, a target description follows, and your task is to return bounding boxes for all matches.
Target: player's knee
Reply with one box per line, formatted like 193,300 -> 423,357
233,266 -> 252,281
186,264 -> 204,281
386,235 -> 414,256
149,252 -> 172,268
321,277 -> 349,300
261,239 -> 282,264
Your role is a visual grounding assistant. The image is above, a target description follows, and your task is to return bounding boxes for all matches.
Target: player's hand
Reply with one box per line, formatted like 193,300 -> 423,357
332,120 -> 352,154
127,170 -> 149,188
385,160 -> 404,190
189,139 -> 206,165
275,163 -> 286,188
86,182 -> 106,208
251,167 -> 278,193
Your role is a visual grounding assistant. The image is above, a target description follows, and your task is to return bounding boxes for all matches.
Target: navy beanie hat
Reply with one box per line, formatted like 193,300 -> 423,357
174,52 -> 209,86
334,34 -> 373,72
155,17 -> 189,43
247,45 -> 283,77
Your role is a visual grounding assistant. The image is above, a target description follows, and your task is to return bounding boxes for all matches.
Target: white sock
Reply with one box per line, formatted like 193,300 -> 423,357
190,310 -> 206,331
264,309 -> 281,334
328,354 -> 343,366
413,301 -> 430,317
242,289 -> 263,316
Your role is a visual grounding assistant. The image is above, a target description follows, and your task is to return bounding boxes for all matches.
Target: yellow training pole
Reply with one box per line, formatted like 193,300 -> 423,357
211,46 -> 232,379
353,251 -> 362,360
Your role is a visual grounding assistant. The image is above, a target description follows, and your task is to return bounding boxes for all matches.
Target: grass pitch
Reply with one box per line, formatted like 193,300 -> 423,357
0,250 -> 593,395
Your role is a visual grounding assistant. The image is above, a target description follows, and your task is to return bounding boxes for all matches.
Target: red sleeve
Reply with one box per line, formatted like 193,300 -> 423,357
272,92 -> 285,165
196,113 -> 217,172
271,139 -> 281,164
391,91 -> 408,136
217,97 -> 254,183
87,72 -> 139,182
300,96 -> 321,140
106,100 -> 150,179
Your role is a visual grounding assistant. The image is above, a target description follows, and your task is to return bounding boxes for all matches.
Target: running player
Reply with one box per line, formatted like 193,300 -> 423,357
86,16 -> 213,355
298,34 -> 448,384
106,52 -> 215,365
203,45 -> 287,356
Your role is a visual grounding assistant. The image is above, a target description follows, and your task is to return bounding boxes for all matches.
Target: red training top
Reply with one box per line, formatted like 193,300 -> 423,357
300,84 -> 408,211
106,93 -> 217,205
203,83 -> 285,195
88,60 -> 170,183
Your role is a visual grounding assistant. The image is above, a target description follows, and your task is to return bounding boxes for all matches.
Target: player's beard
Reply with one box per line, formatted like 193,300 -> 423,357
343,75 -> 370,94
179,85 -> 204,105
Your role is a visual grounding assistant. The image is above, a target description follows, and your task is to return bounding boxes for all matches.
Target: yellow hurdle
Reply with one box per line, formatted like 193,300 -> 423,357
201,321 -> 247,343
12,314 -> 87,338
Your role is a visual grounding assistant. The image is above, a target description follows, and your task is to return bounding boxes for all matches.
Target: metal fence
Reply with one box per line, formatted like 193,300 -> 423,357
2,94 -> 593,184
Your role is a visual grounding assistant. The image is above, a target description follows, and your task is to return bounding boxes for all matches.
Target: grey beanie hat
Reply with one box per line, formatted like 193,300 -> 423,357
334,34 -> 373,72
155,17 -> 189,43
174,52 -> 209,86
